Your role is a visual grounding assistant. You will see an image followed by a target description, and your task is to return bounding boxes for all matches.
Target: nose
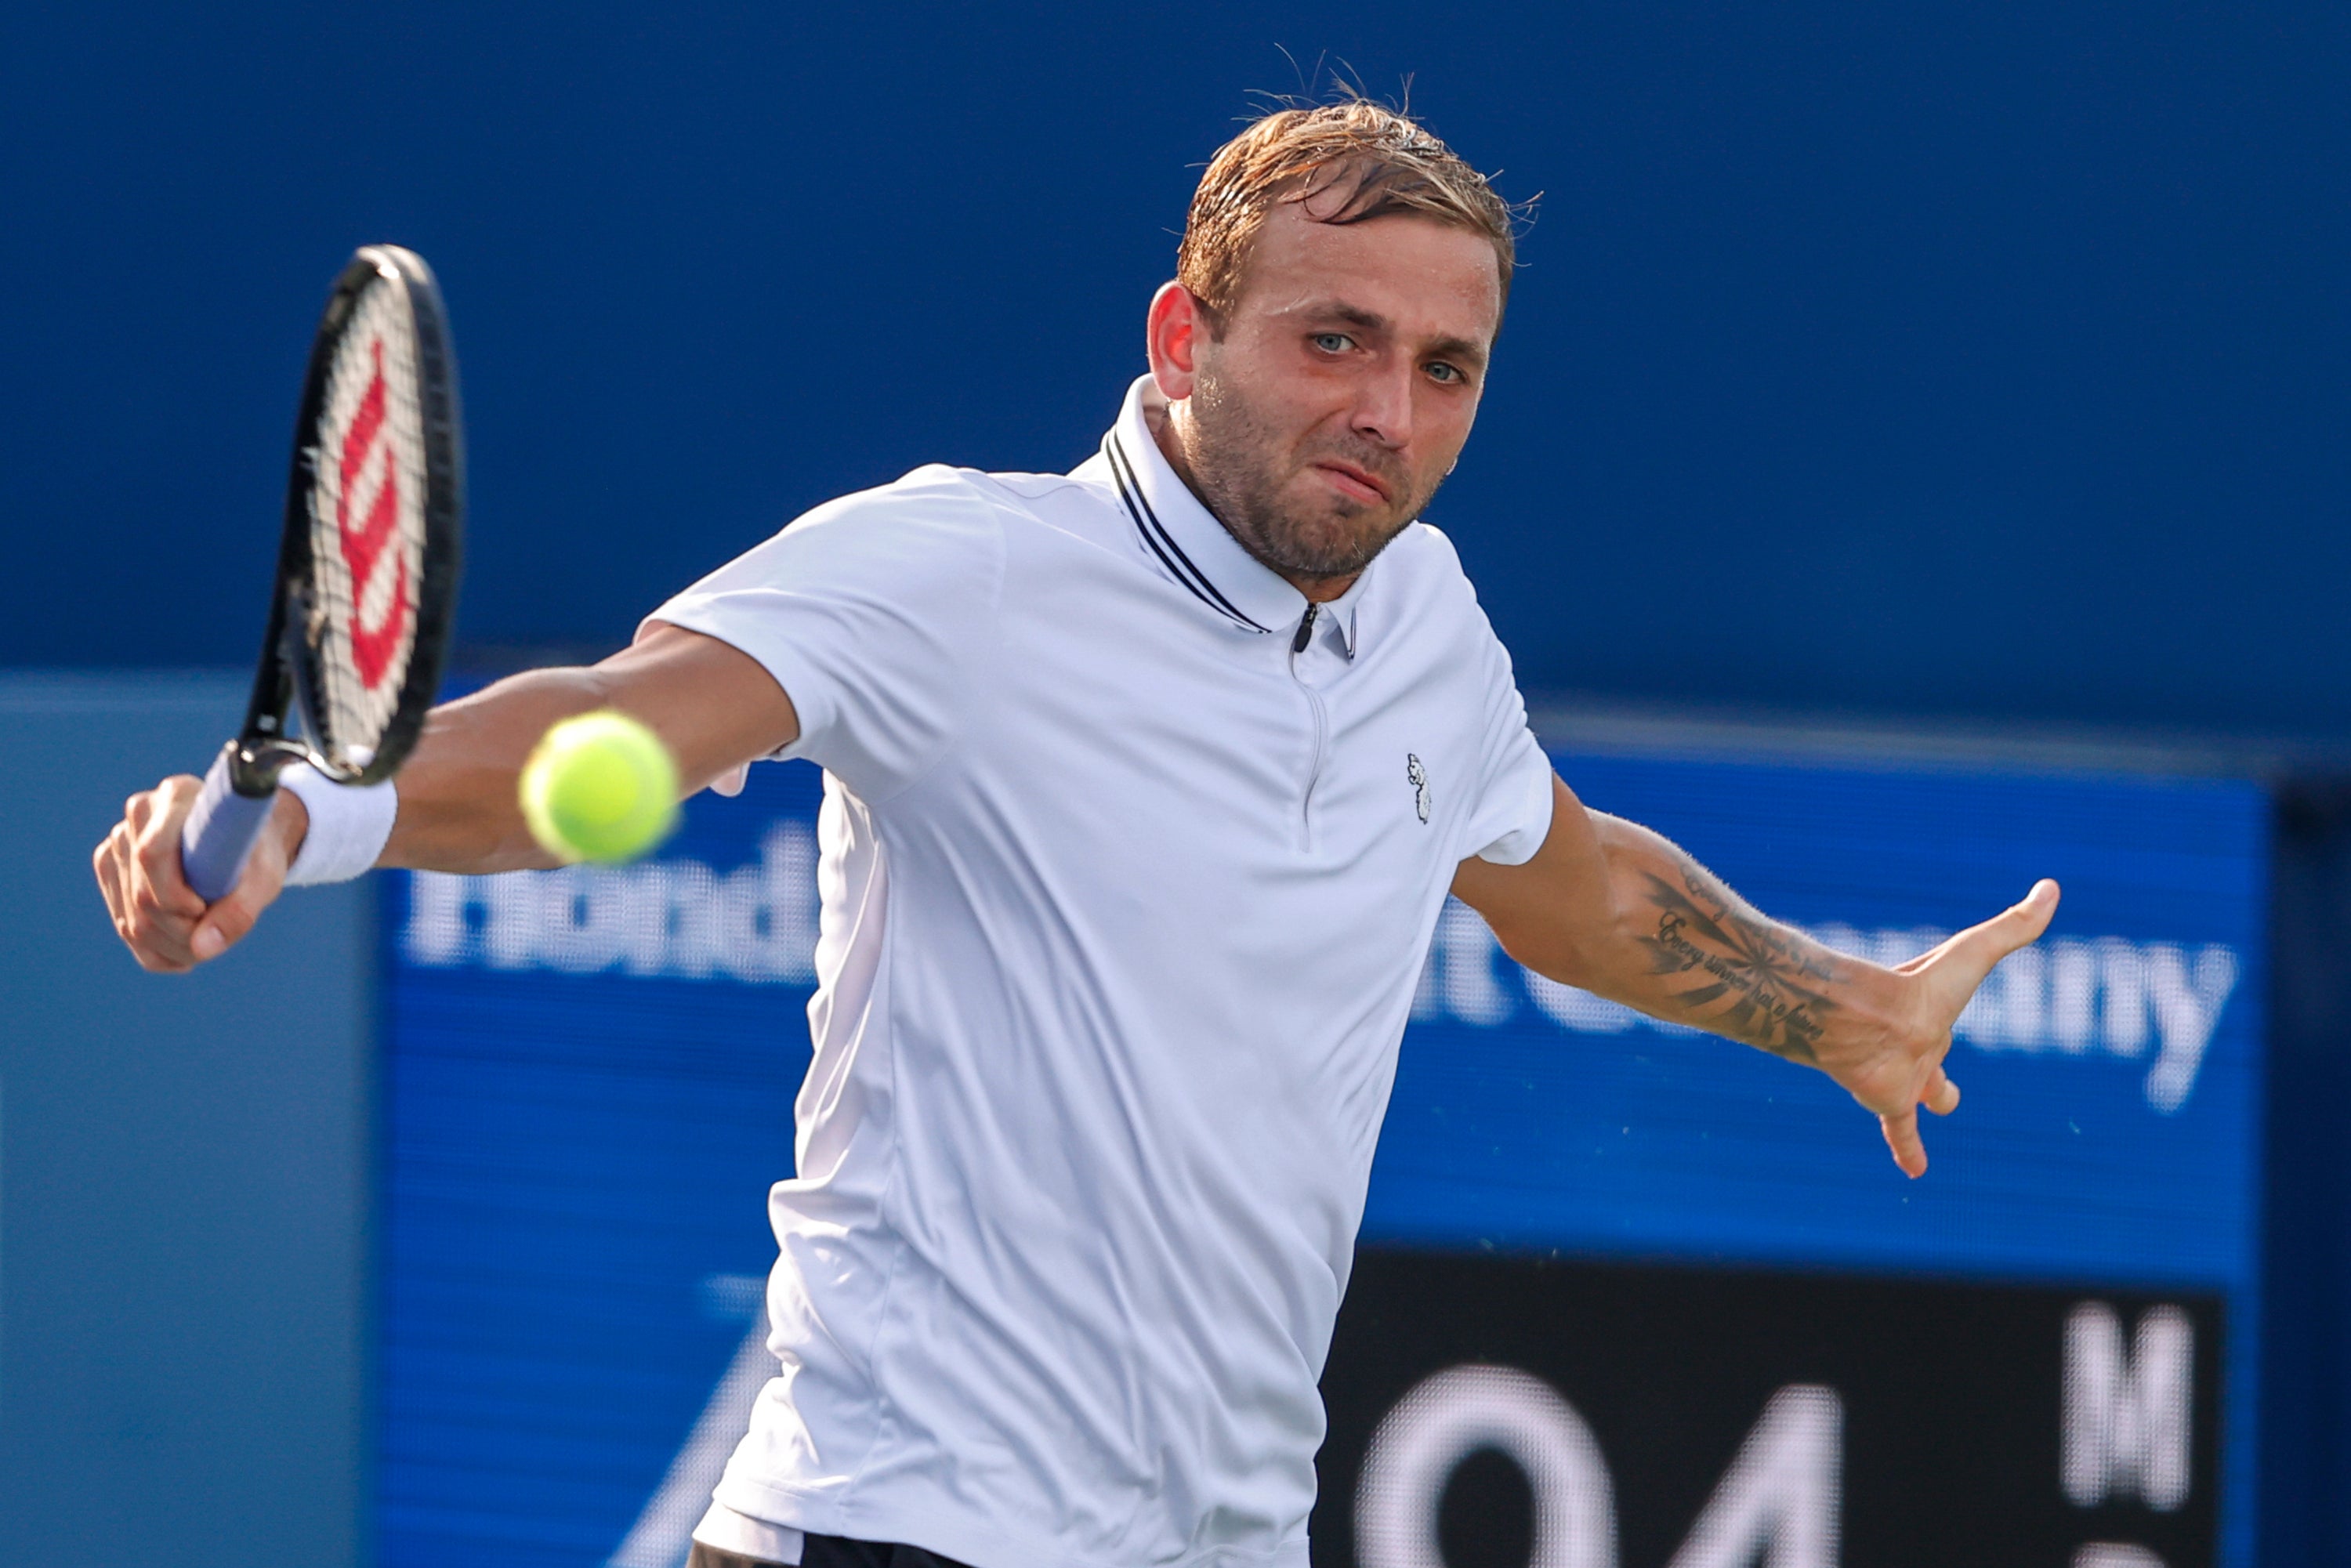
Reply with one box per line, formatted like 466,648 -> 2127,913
1349,356 -> 1416,452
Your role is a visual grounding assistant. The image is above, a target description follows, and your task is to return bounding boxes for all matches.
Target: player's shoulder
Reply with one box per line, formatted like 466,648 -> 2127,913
1364,520 -> 1516,675
1377,520 -> 1484,611
757,460 -> 1128,604
795,462 -> 993,521
723,465 -> 1011,600
802,460 -> 1107,533
773,463 -> 1008,550
951,460 -> 1125,538
887,457 -> 1140,564
1388,518 -> 1469,573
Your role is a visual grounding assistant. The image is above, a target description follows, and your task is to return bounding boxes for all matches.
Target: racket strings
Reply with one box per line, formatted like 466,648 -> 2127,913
307,276 -> 429,770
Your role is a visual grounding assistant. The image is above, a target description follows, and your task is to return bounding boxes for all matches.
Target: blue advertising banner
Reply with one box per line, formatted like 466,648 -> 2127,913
377,748 -> 2266,1567
1375,755 -> 2266,1288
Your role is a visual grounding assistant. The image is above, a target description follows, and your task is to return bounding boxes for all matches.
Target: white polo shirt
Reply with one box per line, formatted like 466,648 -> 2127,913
648,375 -> 1556,1568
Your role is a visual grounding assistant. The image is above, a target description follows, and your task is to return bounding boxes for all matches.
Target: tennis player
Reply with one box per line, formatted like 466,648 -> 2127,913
97,100 -> 2056,1568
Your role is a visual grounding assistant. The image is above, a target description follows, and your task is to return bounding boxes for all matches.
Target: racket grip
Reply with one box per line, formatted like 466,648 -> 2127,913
181,744 -> 279,904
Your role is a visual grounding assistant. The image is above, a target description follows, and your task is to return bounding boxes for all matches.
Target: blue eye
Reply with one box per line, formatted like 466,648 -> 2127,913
1311,333 -> 1354,353
1426,362 -> 1463,385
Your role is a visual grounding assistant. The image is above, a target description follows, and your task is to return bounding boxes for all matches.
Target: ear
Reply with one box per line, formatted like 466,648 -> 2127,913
1146,281 -> 1204,402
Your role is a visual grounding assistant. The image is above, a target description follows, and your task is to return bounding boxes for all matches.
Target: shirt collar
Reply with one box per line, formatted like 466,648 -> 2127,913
1102,375 -> 1369,655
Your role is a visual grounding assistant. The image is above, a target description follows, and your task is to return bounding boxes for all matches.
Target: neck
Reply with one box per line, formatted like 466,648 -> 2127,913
1147,397 -> 1362,605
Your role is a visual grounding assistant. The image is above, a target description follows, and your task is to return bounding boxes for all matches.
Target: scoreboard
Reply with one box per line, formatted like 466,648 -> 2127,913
376,748 -> 2265,1568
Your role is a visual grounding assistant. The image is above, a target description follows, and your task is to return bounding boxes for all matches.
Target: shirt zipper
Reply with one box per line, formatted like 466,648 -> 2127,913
1290,604 -> 1328,849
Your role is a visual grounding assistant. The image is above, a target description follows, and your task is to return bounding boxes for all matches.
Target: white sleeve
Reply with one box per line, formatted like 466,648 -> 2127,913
642,467 -> 1007,802
1460,628 -> 1556,867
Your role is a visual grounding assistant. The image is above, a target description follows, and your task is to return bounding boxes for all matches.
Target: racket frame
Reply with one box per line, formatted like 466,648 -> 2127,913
221,244 -> 464,797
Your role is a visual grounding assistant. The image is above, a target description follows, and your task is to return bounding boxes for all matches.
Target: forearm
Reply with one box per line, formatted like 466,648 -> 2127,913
378,665 -> 620,875
368,624 -> 799,876
1582,815 -> 1910,1063
1463,783 -> 1904,1065
1458,777 -> 2052,1178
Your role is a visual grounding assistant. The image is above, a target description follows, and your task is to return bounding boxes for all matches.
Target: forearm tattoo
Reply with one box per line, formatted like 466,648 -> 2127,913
1637,864 -> 1839,1063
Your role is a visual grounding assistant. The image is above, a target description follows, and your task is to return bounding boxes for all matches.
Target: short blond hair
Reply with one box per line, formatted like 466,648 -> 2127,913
1176,100 -> 1520,323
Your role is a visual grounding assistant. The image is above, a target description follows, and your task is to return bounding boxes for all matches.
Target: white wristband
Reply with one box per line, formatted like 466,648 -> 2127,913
277,762 -> 399,886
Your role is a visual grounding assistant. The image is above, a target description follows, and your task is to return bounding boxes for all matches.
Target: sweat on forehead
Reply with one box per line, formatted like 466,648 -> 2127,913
1176,99 -> 1520,321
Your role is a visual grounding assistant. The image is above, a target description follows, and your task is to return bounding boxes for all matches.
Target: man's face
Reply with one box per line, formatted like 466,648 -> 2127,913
1151,201 -> 1502,588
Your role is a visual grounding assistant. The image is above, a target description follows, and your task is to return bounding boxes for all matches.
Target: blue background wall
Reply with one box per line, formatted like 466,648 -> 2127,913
4,2 -> 2346,735
0,676 -> 373,1567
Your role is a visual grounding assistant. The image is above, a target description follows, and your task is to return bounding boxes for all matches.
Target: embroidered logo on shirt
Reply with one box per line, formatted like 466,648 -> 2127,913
1407,754 -> 1431,823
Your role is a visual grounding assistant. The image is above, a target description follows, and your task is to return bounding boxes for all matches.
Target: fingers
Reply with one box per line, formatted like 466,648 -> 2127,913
1855,881 -> 2028,1178
93,776 -> 214,971
191,919 -> 229,961
1864,1066 -> 1957,1178
190,788 -> 302,961
192,840 -> 286,961
129,780 -> 206,914
1907,878 -> 2063,1027
102,766 -> 299,969
1950,878 -> 2062,974
93,831 -> 142,956
96,825 -> 193,972
2013,877 -> 2061,932
1880,1108 -> 1928,1179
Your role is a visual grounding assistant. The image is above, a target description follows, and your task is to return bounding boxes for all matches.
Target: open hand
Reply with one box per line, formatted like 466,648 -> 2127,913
1816,879 -> 2061,1178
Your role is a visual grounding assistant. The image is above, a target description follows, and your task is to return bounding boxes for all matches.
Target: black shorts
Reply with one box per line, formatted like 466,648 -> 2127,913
687,1535 -> 974,1568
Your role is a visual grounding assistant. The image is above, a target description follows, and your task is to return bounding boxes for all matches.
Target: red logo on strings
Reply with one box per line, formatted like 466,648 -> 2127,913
336,339 -> 413,692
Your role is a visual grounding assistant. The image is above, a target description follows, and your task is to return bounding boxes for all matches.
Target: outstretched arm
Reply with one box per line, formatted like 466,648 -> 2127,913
1451,775 -> 2059,1177
377,624 -> 795,875
94,623 -> 795,972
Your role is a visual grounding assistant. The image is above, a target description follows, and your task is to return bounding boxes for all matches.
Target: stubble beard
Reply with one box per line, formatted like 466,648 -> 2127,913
1176,372 -> 1444,586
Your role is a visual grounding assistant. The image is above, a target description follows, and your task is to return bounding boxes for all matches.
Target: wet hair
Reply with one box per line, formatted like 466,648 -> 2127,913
1176,98 -> 1523,325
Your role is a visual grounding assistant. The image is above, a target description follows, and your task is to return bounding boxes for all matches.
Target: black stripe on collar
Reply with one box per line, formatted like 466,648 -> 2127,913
1105,433 -> 1273,635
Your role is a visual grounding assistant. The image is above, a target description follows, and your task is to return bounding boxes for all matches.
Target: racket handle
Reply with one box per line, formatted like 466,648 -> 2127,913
181,743 -> 279,904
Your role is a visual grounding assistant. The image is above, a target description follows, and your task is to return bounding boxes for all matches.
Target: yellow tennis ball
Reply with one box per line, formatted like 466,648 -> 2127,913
519,710 -> 679,864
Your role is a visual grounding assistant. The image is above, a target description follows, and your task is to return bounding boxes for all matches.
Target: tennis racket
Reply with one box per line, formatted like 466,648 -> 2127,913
179,244 -> 464,901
